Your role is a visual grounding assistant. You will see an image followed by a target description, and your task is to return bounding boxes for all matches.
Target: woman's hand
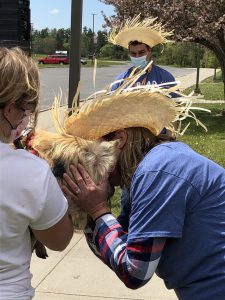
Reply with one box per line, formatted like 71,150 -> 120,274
62,163 -> 110,221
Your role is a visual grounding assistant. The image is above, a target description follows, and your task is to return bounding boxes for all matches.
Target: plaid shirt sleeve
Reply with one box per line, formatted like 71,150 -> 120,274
84,213 -> 166,289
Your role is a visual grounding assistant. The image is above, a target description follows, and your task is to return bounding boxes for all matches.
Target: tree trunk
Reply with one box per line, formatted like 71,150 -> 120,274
213,66 -> 217,81
218,58 -> 225,101
217,56 -> 225,113
198,39 -> 225,101
211,49 -> 225,100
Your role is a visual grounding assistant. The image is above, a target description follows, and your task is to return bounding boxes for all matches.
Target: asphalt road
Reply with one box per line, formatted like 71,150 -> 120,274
39,64 -> 211,111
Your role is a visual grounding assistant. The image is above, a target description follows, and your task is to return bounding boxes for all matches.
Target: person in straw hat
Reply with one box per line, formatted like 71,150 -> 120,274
109,14 -> 176,91
108,15 -> 178,209
62,79 -> 225,300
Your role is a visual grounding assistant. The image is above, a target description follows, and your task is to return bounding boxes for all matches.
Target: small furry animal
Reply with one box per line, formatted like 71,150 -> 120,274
31,130 -> 119,258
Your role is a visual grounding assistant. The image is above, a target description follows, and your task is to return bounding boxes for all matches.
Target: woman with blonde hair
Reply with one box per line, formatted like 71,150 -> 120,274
0,47 -> 73,300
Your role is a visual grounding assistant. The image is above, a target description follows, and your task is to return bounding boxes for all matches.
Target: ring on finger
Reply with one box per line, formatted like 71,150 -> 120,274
75,188 -> 81,195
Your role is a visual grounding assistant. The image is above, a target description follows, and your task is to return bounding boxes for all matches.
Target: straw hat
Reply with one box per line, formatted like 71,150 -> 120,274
65,90 -> 176,140
108,14 -> 173,49
50,62 -> 208,141
61,63 -> 208,140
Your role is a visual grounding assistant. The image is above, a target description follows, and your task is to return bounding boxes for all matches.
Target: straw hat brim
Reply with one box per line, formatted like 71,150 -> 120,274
65,91 -> 176,140
113,28 -> 165,49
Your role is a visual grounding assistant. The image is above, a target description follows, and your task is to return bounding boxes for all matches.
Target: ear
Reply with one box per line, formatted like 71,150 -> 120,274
147,49 -> 152,61
32,130 -> 59,158
114,129 -> 128,149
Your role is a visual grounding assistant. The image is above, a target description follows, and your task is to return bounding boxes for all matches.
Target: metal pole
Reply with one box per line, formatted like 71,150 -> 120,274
194,43 -> 201,94
91,13 -> 97,63
30,23 -> 33,55
68,0 -> 83,109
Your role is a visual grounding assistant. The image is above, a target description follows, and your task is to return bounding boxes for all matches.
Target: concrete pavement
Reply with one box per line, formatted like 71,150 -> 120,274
31,234 -> 177,300
175,67 -> 215,90
31,67 -> 216,299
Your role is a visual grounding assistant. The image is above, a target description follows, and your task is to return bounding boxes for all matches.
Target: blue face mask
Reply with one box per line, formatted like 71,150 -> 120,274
130,55 -> 148,69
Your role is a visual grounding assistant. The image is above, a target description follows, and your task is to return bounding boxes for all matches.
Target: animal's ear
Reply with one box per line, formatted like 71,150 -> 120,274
113,129 -> 128,149
32,130 -> 59,159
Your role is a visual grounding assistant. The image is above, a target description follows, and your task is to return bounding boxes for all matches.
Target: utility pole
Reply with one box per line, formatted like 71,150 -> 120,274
30,22 -> 33,55
91,13 -> 97,63
68,0 -> 83,109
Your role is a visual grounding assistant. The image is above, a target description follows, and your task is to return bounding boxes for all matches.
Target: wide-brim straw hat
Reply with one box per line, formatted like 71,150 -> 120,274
61,64 -> 208,141
108,14 -> 173,49
65,90 -> 176,140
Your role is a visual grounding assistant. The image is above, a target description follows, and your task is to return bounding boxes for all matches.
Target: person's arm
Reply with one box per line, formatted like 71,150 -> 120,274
85,213 -> 166,289
32,212 -> 73,251
30,168 -> 74,252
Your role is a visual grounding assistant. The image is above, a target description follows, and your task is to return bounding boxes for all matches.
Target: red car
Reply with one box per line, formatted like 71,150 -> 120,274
38,55 -> 69,65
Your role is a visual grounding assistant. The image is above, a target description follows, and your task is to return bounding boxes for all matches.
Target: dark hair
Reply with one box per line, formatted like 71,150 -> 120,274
128,40 -> 151,51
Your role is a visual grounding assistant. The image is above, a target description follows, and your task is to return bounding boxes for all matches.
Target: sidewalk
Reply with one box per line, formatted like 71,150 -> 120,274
176,67 -> 215,90
31,234 -> 177,300
31,67 -> 215,299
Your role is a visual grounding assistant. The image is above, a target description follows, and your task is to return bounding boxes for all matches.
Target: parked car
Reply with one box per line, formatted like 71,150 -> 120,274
38,55 -> 69,65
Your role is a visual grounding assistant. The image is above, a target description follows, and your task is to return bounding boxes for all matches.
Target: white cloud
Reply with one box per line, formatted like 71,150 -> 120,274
49,8 -> 59,15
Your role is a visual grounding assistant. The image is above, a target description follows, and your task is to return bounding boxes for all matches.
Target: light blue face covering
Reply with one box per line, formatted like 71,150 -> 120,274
130,55 -> 148,68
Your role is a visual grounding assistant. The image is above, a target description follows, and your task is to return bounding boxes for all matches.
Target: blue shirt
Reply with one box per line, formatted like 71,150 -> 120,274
129,141 -> 225,299
111,64 -> 176,91
85,141 -> 225,298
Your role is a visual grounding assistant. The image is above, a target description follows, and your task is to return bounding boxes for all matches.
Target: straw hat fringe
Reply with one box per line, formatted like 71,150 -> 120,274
108,14 -> 173,49
50,61 -> 210,140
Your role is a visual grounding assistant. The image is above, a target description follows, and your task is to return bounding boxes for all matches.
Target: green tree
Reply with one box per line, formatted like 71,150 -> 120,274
95,30 -> 108,55
99,44 -> 128,59
81,27 -> 93,57
33,36 -> 57,54
56,28 -> 67,50
39,28 -> 49,39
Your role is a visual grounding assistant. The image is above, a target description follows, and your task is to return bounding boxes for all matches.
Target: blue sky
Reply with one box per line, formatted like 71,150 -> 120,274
30,0 -> 115,32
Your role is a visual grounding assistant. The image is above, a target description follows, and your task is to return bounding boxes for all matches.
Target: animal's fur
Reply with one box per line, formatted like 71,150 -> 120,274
31,130 -> 119,258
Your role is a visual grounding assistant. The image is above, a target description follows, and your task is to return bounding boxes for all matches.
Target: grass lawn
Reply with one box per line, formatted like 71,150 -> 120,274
111,73 -> 225,216
178,103 -> 225,167
185,72 -> 224,100
32,54 -> 127,68
82,59 -> 128,68
180,72 -> 225,167
36,60 -> 127,69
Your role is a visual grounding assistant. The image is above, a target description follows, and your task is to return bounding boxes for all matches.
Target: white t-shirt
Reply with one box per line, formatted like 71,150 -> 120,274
0,142 -> 68,300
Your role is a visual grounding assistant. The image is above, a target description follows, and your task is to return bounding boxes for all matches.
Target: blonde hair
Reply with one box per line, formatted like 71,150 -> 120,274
0,47 -> 40,128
